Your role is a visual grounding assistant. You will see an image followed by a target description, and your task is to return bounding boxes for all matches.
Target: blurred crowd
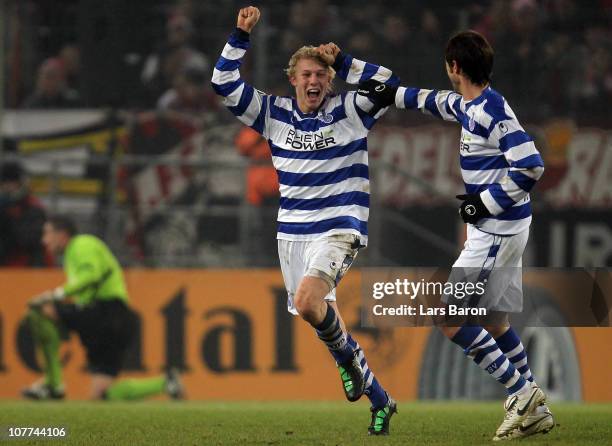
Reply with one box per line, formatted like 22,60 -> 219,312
3,0 -> 611,125
0,162 -> 51,267
266,0 -> 611,124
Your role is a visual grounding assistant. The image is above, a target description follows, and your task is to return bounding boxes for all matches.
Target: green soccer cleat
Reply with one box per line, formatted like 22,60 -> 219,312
368,394 -> 397,435
337,350 -> 366,402
22,381 -> 65,401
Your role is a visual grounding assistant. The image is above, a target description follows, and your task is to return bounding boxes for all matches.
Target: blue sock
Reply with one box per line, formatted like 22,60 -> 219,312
495,327 -> 534,382
347,334 -> 388,409
314,303 -> 353,363
451,326 -> 528,395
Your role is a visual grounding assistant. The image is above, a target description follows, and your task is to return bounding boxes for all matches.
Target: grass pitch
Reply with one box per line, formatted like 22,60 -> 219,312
0,401 -> 611,445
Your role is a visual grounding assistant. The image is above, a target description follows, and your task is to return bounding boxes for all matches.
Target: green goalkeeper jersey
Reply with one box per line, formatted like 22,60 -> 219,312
61,234 -> 128,306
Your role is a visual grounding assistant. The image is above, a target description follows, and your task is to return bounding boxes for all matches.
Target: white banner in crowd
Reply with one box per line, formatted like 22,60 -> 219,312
2,110 -> 611,209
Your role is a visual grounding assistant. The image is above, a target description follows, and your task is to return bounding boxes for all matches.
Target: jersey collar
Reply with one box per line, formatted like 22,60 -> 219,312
463,86 -> 491,109
292,96 -> 329,119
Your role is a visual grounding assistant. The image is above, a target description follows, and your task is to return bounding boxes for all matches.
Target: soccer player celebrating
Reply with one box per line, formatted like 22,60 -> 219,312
357,31 -> 553,440
212,6 -> 397,435
23,216 -> 182,401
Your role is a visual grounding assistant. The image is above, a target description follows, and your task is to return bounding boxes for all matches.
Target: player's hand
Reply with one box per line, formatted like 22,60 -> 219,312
28,287 -> 65,308
456,194 -> 491,224
28,291 -> 55,308
237,6 -> 260,33
357,79 -> 398,108
316,43 -> 340,65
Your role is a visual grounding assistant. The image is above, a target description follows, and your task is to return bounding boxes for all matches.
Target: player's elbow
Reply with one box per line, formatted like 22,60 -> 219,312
531,165 -> 545,181
211,80 -> 222,96
210,69 -> 226,96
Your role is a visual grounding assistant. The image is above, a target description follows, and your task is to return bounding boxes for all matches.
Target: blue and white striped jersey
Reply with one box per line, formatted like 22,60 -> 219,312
212,30 -> 398,244
395,86 -> 544,235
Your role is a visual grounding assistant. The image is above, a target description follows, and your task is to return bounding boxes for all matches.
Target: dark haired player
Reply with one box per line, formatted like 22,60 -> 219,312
357,31 -> 553,440
23,216 -> 182,401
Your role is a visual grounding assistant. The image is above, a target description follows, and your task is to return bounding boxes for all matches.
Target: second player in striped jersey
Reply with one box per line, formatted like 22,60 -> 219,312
357,31 -> 553,441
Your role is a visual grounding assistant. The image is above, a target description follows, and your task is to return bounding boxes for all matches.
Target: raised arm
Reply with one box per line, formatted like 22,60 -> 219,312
318,43 -> 399,87
211,6 -> 268,135
353,73 -> 462,123
317,43 -> 399,125
394,86 -> 462,123
318,42 -> 459,123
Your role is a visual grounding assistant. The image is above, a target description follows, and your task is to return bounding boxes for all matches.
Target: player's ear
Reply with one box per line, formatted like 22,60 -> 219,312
289,75 -> 298,87
450,60 -> 460,75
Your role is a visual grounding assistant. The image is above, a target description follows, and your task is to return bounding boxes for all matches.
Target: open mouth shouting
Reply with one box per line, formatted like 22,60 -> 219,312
306,87 -> 322,103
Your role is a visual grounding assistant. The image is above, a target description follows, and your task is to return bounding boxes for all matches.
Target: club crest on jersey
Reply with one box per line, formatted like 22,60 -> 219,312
318,113 -> 334,124
468,115 -> 476,132
499,121 -> 508,133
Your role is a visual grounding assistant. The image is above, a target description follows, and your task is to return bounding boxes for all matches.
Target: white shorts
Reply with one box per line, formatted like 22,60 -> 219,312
278,234 -> 362,315
444,225 -> 529,312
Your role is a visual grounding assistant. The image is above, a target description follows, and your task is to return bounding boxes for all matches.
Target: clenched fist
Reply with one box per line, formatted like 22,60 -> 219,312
237,6 -> 260,33
316,42 -> 341,65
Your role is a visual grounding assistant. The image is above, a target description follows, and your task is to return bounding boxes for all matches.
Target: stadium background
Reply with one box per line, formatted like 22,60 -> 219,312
1,0 -> 611,405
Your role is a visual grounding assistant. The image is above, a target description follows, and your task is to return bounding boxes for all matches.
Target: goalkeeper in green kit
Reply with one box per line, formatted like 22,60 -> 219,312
23,215 -> 183,400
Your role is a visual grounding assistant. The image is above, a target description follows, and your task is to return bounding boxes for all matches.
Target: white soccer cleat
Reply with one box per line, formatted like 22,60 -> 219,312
509,404 -> 554,439
22,380 -> 65,400
493,384 -> 546,441
165,368 -> 185,400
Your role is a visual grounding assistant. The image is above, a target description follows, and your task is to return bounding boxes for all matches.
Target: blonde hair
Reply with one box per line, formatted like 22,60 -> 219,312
285,46 -> 336,84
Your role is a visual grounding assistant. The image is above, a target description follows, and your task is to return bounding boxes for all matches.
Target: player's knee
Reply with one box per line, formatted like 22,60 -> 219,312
90,383 -> 108,400
27,306 -> 53,331
295,290 -> 328,324
90,376 -> 114,400
294,291 -> 318,320
92,389 -> 107,400
294,276 -> 330,323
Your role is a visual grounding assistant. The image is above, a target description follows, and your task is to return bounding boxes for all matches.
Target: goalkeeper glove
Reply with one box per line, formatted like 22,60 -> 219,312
357,79 -> 398,109
28,287 -> 65,308
456,194 -> 491,224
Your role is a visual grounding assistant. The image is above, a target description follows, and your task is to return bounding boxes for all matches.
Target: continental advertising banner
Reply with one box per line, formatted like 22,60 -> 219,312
1,269 -> 611,401
0,269 -> 427,401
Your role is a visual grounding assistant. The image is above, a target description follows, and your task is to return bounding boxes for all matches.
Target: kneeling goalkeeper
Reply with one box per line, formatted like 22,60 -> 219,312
23,215 -> 182,400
